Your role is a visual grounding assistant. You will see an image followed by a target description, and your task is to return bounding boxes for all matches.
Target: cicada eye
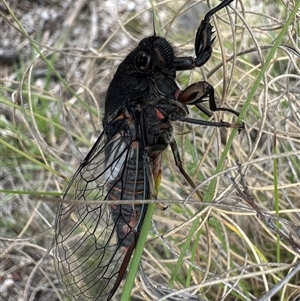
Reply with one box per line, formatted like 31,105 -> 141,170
135,51 -> 153,73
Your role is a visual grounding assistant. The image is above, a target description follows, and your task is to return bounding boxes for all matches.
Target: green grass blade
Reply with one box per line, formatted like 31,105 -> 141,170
120,204 -> 155,301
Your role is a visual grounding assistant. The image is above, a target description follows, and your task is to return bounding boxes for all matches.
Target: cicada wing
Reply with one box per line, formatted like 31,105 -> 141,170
54,123 -> 141,300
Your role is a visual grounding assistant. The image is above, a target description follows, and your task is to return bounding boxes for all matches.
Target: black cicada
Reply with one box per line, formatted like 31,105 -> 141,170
54,0 -> 243,300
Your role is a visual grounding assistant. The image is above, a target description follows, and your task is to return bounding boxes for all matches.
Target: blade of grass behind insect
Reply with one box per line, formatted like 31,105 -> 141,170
0,137 -> 60,176
120,203 -> 155,301
273,131 -> 280,263
1,96 -> 88,146
186,220 -> 202,287
169,0 -> 300,286
149,0 -> 163,37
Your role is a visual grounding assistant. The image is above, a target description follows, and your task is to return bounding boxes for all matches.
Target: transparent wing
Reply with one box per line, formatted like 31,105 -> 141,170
54,119 -> 148,300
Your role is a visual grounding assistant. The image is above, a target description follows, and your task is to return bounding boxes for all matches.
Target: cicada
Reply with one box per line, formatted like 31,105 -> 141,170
54,0 -> 243,300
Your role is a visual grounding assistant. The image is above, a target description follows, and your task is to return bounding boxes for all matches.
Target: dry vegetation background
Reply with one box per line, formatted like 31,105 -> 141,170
0,0 -> 300,300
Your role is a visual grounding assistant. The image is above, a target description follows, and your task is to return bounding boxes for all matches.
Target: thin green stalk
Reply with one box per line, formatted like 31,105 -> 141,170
273,132 -> 280,262
0,96 -> 89,146
186,222 -> 202,288
0,189 -> 61,197
149,0 -> 162,36
120,203 -> 155,301
0,138 -> 60,176
169,216 -> 200,286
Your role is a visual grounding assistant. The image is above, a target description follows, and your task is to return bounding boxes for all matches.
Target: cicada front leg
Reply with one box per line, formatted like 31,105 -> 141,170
172,0 -> 242,129
174,0 -> 234,70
